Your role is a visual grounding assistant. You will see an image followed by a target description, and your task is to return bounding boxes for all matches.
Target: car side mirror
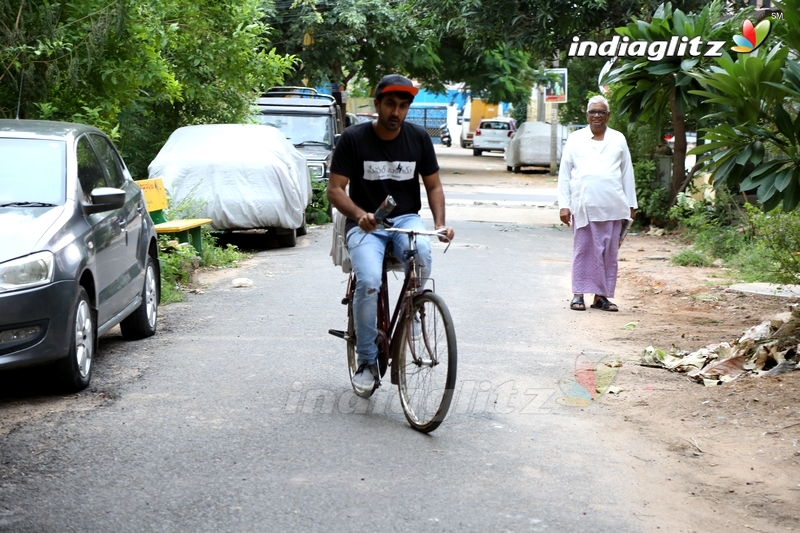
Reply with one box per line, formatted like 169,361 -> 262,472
333,133 -> 341,147
83,187 -> 126,215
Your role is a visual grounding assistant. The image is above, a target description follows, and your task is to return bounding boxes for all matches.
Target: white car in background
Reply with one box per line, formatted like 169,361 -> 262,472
148,124 -> 311,247
472,117 -> 516,156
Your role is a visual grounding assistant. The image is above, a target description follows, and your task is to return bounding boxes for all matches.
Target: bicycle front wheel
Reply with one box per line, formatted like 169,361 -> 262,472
397,292 -> 457,433
346,308 -> 358,381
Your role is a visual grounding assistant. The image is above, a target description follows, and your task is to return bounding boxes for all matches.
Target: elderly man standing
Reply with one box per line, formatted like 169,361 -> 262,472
558,95 -> 637,312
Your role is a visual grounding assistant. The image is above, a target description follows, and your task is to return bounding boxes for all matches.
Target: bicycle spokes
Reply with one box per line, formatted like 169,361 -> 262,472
397,293 -> 457,433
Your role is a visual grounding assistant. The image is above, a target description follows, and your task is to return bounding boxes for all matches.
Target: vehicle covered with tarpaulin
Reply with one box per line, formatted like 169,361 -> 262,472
505,121 -> 569,173
148,124 -> 311,247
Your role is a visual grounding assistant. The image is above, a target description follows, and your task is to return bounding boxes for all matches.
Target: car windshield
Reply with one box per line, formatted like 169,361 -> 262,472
254,113 -> 332,146
0,138 -> 66,205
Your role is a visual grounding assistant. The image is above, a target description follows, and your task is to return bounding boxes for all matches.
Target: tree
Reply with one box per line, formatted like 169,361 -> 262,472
407,0 -> 710,63
601,1 -> 732,205
265,0 -> 429,89
1,0 -> 296,177
117,0 -> 296,175
410,38 -> 538,104
558,57 -> 606,125
690,0 -> 800,211
0,0 -> 155,125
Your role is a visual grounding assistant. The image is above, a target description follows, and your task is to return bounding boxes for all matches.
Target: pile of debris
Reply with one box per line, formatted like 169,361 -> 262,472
641,304 -> 800,386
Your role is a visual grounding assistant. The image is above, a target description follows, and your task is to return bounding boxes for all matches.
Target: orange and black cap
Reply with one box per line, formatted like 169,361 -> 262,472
374,74 -> 419,98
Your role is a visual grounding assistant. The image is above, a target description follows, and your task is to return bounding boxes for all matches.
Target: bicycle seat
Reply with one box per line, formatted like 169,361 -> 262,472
384,243 -> 405,272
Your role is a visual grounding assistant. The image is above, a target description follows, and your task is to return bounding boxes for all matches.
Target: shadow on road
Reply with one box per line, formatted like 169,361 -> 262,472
212,230 -> 286,252
0,335 -> 127,399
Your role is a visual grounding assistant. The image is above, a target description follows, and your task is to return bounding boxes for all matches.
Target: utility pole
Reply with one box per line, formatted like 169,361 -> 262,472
550,59 -> 560,175
537,86 -> 545,122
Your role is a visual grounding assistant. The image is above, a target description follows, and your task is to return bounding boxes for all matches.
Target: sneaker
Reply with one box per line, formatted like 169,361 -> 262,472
352,363 -> 378,395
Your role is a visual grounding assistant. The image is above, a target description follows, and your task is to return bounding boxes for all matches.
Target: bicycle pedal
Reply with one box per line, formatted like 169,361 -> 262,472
328,329 -> 346,339
341,297 -> 350,305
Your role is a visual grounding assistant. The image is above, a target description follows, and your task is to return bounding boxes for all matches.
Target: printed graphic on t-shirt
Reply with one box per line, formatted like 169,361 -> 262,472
362,161 -> 417,181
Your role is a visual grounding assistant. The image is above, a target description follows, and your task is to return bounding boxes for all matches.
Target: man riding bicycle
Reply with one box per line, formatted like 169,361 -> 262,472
327,74 -> 455,396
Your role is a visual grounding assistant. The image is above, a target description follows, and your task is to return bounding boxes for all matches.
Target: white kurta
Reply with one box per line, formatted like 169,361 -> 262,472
557,126 -> 638,230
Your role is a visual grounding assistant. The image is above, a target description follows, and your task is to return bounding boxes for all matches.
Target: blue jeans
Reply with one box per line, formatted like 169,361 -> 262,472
346,214 -> 432,366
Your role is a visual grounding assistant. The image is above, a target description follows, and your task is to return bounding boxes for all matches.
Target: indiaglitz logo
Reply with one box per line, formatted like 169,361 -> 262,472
568,35 -> 726,60
731,18 -> 771,53
556,353 -> 621,407
570,13 -> 779,61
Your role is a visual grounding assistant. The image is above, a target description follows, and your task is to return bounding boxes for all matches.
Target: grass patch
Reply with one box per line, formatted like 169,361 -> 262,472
306,180 -> 331,224
155,191 -> 250,304
158,239 -> 197,304
158,228 -> 249,304
671,248 -> 712,267
200,228 -> 248,268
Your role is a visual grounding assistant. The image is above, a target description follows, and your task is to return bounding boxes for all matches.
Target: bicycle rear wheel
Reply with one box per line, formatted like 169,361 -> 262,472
397,292 -> 457,433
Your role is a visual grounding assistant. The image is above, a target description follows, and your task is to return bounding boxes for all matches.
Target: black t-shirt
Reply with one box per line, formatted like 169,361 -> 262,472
330,121 -> 439,228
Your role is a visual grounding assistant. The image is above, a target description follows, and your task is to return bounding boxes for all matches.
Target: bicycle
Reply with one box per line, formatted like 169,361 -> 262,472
328,226 -> 457,433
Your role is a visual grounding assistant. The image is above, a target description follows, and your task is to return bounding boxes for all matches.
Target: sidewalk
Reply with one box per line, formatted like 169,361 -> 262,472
424,202 -> 560,225
728,282 -> 800,298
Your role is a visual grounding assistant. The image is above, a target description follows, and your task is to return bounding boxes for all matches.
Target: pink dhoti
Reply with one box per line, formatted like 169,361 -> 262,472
571,219 -> 623,297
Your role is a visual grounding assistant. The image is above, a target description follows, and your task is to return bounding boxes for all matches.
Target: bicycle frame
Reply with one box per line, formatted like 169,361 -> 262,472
343,228 -> 446,384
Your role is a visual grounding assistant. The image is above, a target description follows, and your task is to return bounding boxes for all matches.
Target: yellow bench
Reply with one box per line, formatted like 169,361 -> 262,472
135,178 -> 213,255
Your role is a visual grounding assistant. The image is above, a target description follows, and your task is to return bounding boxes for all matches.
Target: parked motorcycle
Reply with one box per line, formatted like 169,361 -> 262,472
439,124 -> 452,147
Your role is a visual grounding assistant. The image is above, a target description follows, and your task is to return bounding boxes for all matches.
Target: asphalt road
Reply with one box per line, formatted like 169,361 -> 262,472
0,146 -> 647,532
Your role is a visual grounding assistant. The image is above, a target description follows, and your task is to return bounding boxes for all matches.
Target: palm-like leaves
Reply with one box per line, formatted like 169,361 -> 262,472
689,0 -> 800,212
602,1 -> 728,204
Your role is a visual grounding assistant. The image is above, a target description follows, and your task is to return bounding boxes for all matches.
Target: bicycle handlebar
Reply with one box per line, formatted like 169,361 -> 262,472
385,227 -> 452,252
384,227 -> 446,237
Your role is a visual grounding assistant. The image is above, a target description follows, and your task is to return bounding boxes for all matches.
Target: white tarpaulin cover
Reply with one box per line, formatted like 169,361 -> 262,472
505,121 -> 569,168
148,124 -> 311,230
329,207 -> 352,273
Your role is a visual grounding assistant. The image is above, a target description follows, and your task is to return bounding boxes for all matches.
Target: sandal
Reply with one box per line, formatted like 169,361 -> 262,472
590,296 -> 618,312
570,296 -> 586,311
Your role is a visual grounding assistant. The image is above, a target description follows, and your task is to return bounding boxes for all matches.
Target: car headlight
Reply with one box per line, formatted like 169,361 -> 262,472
308,163 -> 326,181
0,251 -> 55,293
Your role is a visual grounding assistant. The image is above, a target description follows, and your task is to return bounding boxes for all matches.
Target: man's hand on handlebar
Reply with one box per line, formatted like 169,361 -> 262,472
435,226 -> 455,242
357,212 -> 379,232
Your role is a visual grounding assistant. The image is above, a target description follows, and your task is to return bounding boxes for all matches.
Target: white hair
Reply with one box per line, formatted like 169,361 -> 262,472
586,95 -> 609,112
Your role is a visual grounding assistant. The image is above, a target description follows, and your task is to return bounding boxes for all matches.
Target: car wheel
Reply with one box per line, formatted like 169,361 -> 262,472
296,213 -> 307,236
506,166 -> 513,172
277,228 -> 297,248
460,140 -> 466,149
55,286 -> 95,392
513,166 -> 521,173
473,149 -> 482,156
120,254 -> 159,340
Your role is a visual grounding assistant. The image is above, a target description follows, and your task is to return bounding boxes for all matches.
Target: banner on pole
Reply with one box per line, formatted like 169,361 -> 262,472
544,68 -> 568,104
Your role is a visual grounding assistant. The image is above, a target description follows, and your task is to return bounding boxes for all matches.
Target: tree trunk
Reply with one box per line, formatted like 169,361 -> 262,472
668,87 -> 687,206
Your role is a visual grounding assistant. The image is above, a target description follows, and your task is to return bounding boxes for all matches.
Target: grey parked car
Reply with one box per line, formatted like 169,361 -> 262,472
0,120 -> 159,392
